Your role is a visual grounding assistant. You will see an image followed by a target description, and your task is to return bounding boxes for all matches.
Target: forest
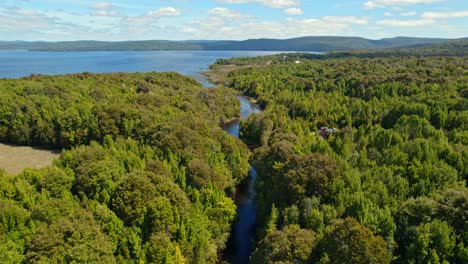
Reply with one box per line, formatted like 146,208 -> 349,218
210,42 -> 468,263
1,36 -> 465,52
0,41 -> 467,263
0,72 -> 251,263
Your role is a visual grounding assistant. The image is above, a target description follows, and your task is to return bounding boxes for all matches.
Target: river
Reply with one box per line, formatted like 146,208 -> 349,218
222,97 -> 261,264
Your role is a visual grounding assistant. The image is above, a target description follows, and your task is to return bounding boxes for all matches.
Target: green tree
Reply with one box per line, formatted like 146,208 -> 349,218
317,218 -> 391,264
26,208 -> 116,263
407,220 -> 457,264
251,225 -> 317,264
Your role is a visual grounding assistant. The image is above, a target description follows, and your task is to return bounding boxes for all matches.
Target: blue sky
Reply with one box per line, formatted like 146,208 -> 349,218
0,0 -> 466,41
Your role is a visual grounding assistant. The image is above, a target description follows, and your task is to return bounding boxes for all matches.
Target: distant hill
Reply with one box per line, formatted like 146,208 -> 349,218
0,40 -> 202,51
0,36 -> 466,52
326,40 -> 468,57
202,36 -> 466,51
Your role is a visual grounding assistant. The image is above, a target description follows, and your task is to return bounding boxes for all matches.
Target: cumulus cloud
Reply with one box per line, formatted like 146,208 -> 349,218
2,1 -> 466,41
0,5 -> 182,40
364,0 -> 442,9
400,11 -> 417,16
0,9 -> 57,31
284,8 -> 303,16
120,7 -> 180,37
92,2 -> 114,11
91,2 -> 121,17
182,11 -> 368,40
376,18 -> 434,26
217,0 -> 300,9
0,8 -> 113,40
209,7 -> 248,18
375,9 -> 467,28
146,7 -> 180,17
422,10 -> 468,19
323,16 -> 368,25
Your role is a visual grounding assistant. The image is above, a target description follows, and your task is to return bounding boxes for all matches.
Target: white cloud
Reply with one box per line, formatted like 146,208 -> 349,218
323,16 -> 368,25
0,8 -> 117,40
2,1 -> 466,41
182,13 -> 368,40
364,0 -> 442,9
0,5 -> 182,40
400,11 -> 417,16
0,9 -> 56,31
376,18 -> 435,26
284,8 -> 303,15
422,10 -> 468,19
121,7 -> 180,37
209,7 -> 248,18
146,7 -> 180,17
91,2 -> 121,17
92,2 -> 114,10
217,0 -> 300,9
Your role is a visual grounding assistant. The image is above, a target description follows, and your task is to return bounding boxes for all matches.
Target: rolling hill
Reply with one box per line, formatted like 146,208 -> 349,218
0,36 -> 466,52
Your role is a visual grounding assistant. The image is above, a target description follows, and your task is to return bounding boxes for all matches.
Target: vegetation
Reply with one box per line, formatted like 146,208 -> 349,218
1,41 -> 467,263
0,72 -> 251,263
0,40 -> 202,51
211,47 -> 467,263
202,36 -> 465,52
1,37 -> 466,52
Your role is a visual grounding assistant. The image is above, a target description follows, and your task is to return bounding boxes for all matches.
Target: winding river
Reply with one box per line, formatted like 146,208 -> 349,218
222,96 -> 261,264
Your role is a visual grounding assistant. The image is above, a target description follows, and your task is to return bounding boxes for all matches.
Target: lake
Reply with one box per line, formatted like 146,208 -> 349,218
0,50 -> 283,85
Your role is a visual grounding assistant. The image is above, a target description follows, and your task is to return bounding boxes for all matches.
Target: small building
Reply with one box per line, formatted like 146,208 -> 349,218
318,127 -> 338,138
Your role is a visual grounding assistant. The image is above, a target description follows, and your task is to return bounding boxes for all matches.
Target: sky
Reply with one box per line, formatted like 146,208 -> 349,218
0,0 -> 467,41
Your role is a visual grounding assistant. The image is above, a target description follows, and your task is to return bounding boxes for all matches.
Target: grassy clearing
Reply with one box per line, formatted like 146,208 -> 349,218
204,64 -> 257,84
0,143 -> 60,175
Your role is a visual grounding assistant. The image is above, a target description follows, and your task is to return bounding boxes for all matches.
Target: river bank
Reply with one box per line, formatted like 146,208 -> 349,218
205,65 -> 263,264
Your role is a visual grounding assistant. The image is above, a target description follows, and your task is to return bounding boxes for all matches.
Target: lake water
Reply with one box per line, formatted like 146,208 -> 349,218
0,50 -> 281,86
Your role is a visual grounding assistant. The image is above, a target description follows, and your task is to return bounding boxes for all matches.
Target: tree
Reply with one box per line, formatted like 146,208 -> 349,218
26,208 -> 116,263
145,232 -> 178,264
41,167 -> 74,198
251,225 -> 317,264
282,153 -> 338,201
111,172 -> 158,226
407,220 -> 457,264
317,218 -> 391,264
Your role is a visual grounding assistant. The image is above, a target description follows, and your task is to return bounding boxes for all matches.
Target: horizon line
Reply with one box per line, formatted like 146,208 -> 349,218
2,35 -> 467,43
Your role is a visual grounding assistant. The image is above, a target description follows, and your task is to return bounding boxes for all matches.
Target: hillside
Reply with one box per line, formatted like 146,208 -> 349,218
203,36 -> 462,51
0,40 -> 202,51
1,36 -> 466,52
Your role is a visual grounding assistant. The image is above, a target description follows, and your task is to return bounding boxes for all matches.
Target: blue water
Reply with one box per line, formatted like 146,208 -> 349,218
0,50 -> 281,86
222,96 -> 261,264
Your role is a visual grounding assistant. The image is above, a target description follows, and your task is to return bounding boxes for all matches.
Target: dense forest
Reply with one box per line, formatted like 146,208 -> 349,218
1,36 -> 466,52
0,41 -> 467,263
210,42 -> 468,263
0,72 -> 252,263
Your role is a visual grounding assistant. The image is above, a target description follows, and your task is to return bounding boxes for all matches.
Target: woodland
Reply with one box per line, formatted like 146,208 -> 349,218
0,41 -> 467,263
